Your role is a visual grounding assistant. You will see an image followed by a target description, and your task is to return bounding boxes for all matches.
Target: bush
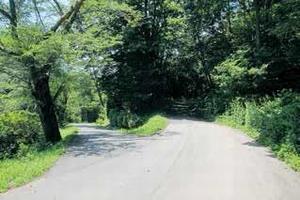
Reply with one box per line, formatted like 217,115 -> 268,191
244,101 -> 262,128
108,109 -> 142,128
223,98 -> 247,125
0,111 -> 42,159
96,108 -> 110,127
258,92 -> 300,149
219,91 -> 300,153
217,91 -> 300,170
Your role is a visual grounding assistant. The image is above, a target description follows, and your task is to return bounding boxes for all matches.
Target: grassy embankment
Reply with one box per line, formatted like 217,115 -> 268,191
122,114 -> 168,136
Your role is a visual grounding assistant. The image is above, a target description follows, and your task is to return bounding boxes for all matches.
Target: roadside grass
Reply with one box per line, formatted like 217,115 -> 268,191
121,114 -> 168,136
0,126 -> 79,193
216,116 -> 300,171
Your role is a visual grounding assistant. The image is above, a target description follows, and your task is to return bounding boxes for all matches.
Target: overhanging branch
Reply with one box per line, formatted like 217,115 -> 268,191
50,0 -> 85,32
0,8 -> 12,21
32,0 -> 45,28
52,0 -> 64,15
53,82 -> 66,102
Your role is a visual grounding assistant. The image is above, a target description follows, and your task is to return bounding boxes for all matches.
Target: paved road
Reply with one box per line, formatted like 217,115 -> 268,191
1,118 -> 300,200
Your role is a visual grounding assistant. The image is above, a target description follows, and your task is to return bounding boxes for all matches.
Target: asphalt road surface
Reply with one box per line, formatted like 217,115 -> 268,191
1,118 -> 300,200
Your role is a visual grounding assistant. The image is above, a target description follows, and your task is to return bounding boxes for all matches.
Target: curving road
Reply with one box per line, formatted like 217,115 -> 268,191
1,118 -> 300,200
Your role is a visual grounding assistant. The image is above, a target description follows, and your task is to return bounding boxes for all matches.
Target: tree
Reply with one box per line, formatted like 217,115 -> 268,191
0,0 -> 86,143
101,0 -> 202,111
71,0 -> 139,110
184,0 -> 233,90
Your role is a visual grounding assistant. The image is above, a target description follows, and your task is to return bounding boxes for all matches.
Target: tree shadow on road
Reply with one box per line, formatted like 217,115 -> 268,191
66,127 -> 163,157
242,141 -> 277,159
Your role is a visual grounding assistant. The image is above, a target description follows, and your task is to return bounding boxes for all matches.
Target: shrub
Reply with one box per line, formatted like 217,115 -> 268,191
0,111 -> 42,159
244,101 -> 262,128
224,98 -> 247,125
219,91 -> 300,153
108,108 -> 142,128
96,108 -> 110,127
258,92 -> 300,149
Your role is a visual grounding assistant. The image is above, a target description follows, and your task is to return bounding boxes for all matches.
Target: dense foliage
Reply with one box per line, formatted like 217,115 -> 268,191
220,91 -> 300,151
217,91 -> 300,170
0,111 -> 42,159
108,108 -> 143,128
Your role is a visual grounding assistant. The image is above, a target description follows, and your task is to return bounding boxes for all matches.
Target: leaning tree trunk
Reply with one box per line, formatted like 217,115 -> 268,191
26,56 -> 62,143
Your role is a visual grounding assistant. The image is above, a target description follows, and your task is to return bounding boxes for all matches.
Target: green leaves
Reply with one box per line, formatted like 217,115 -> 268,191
213,50 -> 268,94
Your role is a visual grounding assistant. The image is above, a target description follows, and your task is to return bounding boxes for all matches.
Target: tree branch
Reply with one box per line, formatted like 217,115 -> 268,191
52,0 -> 64,15
32,0 -> 45,28
50,0 -> 85,32
0,8 -> 12,21
64,8 -> 80,32
8,0 -> 18,38
53,82 -> 65,102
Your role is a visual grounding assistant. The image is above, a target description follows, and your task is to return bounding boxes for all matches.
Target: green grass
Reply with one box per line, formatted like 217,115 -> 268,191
216,116 -> 300,171
0,126 -> 79,193
60,126 -> 79,143
122,114 -> 168,136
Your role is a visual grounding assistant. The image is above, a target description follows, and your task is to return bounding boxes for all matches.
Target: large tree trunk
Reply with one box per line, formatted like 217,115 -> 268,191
8,0 -> 18,38
35,79 -> 62,143
26,57 -> 62,143
33,73 -> 62,143
226,0 -> 232,35
254,0 -> 261,50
